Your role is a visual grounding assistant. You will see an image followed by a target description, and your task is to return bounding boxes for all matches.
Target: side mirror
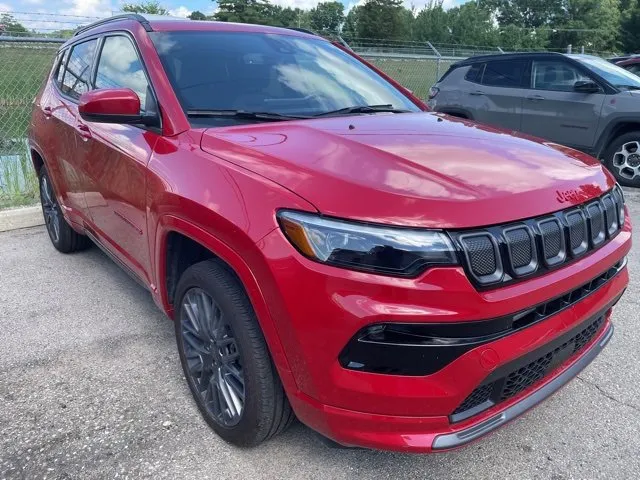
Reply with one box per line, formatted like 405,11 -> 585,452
79,88 -> 157,126
573,80 -> 600,94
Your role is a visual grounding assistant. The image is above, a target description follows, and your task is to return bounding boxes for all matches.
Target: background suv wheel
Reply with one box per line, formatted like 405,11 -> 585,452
174,260 -> 294,446
39,166 -> 91,253
605,131 -> 640,187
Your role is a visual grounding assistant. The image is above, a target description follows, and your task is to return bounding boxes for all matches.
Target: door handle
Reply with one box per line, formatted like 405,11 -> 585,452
75,122 -> 92,140
469,90 -> 486,96
526,95 -> 546,102
42,106 -> 52,118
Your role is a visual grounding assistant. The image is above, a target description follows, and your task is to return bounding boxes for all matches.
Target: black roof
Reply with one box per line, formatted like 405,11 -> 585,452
453,51 -> 566,66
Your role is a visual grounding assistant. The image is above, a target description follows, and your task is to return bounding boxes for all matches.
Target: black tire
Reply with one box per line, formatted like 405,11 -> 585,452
174,259 -> 294,447
39,166 -> 91,253
604,131 -> 640,187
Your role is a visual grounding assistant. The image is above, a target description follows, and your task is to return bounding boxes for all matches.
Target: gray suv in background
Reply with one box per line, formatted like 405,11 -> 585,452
428,52 -> 640,186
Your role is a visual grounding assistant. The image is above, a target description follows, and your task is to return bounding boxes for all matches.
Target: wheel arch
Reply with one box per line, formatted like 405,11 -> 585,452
595,119 -> 640,159
436,108 -> 473,120
155,215 -> 298,393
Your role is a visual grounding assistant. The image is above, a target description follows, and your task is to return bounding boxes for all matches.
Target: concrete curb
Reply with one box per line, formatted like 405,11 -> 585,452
0,206 -> 44,232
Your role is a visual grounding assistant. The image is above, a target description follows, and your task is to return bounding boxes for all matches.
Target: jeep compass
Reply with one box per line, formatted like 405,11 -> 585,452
28,14 -> 631,452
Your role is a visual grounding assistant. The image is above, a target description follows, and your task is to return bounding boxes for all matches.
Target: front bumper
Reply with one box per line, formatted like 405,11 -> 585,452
255,218 -> 630,452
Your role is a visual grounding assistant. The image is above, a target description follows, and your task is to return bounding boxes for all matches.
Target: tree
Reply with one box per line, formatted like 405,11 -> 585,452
414,1 -> 452,42
0,13 -> 28,36
342,6 -> 362,40
447,3 -> 498,46
122,1 -> 169,14
309,2 -> 344,33
189,11 -> 207,20
485,0 -> 563,29
357,0 -> 407,40
215,0 -> 273,24
549,0 -> 620,53
621,0 -> 640,52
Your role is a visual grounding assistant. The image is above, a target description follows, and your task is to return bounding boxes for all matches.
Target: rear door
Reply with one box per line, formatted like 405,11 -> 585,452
520,58 -> 606,150
463,58 -> 527,130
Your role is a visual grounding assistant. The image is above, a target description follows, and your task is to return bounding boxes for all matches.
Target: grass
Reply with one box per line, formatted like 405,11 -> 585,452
0,141 -> 39,210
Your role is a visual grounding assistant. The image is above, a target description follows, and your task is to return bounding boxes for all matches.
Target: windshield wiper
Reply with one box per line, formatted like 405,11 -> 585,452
313,104 -> 413,117
187,110 -> 310,121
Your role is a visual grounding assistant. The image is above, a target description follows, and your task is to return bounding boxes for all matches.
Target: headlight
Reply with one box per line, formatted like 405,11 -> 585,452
277,210 -> 458,277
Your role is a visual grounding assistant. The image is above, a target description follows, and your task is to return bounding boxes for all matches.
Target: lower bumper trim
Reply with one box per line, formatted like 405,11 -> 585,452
432,322 -> 613,450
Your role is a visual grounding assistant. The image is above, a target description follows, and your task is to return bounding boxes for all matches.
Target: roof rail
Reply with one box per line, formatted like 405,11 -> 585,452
286,27 -> 317,36
74,13 -> 152,37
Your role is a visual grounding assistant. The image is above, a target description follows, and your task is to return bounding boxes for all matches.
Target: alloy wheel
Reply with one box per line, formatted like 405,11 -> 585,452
40,175 -> 61,243
612,141 -> 640,181
180,287 -> 245,427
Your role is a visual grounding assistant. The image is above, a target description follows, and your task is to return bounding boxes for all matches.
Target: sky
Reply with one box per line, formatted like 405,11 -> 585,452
0,0 -> 468,33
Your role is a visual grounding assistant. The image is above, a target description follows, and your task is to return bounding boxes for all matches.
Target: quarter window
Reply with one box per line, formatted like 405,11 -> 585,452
95,36 -> 149,110
465,63 -> 484,83
55,49 -> 69,87
61,39 -> 98,99
481,59 -> 526,88
531,60 -> 591,91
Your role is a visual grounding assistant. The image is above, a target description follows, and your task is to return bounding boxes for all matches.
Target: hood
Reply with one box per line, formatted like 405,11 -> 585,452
200,112 -> 614,229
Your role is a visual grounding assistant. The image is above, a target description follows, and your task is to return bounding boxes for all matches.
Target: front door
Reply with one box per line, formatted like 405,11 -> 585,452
520,58 -> 606,150
81,35 -> 160,285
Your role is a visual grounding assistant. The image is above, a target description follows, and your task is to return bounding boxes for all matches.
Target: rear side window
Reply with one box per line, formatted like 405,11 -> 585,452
55,49 -> 69,86
61,39 -> 98,100
95,36 -> 150,110
481,59 -> 526,88
465,63 -> 484,83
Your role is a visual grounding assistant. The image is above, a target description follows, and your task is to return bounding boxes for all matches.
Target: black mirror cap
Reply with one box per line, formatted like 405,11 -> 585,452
574,80 -> 601,93
79,111 -> 160,128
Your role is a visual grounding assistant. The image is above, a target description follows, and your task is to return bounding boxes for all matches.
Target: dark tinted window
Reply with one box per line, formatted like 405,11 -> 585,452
481,59 -> 526,87
95,36 -> 149,109
465,63 -> 484,83
150,31 -> 420,125
61,39 -> 98,99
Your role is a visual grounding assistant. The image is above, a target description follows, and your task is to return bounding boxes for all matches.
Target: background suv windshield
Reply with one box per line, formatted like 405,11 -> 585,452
573,55 -> 640,89
150,31 -> 420,122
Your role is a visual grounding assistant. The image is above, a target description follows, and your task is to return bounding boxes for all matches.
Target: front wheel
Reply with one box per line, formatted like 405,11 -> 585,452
604,132 -> 640,187
174,260 -> 294,446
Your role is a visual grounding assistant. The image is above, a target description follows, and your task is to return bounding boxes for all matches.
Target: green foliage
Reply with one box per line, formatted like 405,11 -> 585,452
0,13 -> 28,35
189,11 -> 207,20
122,1 -> 169,14
215,0 -> 273,24
309,2 -> 344,33
0,142 -> 38,209
357,0 -> 410,40
621,0 -> 640,52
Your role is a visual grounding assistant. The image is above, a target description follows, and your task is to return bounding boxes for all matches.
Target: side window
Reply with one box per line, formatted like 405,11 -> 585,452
95,36 -> 149,110
55,49 -> 69,87
627,64 -> 640,75
481,59 -> 527,88
531,60 -> 592,92
465,63 -> 484,83
61,39 -> 98,99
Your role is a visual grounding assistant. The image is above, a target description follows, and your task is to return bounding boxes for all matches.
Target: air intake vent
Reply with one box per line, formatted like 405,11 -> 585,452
538,217 -> 565,267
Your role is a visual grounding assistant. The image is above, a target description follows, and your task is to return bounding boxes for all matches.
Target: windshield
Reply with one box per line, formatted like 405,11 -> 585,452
573,55 -> 640,90
149,31 -> 420,125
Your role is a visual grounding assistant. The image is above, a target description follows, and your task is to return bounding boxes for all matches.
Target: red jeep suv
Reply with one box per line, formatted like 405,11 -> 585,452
29,14 -> 631,452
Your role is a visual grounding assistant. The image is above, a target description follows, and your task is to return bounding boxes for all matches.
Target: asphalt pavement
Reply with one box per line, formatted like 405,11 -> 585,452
1,191 -> 639,479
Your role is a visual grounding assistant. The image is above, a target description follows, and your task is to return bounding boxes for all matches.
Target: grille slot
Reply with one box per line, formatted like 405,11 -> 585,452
602,194 -> 618,237
586,202 -> 605,247
613,186 -> 625,227
504,225 -> 536,276
459,233 -> 501,283
452,315 -> 606,421
538,218 -> 565,267
565,210 -> 588,256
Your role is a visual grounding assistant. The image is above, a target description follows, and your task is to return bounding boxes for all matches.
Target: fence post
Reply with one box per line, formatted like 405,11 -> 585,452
337,35 -> 353,52
581,45 -> 585,54
427,41 -> 442,82
567,44 -> 572,54
497,46 -> 505,54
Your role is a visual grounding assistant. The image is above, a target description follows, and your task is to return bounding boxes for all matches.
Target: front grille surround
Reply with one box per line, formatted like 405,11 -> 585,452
451,187 -> 625,288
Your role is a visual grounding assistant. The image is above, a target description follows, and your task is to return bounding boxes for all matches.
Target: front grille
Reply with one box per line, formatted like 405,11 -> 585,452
451,315 -> 606,421
452,187 -> 625,287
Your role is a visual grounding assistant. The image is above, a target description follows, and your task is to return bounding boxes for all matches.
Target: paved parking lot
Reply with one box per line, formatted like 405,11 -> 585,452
1,191 -> 639,480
